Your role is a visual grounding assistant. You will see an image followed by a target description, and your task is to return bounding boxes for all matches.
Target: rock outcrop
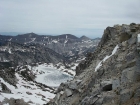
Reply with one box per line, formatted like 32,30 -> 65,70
47,23 -> 140,105
1,98 -> 30,105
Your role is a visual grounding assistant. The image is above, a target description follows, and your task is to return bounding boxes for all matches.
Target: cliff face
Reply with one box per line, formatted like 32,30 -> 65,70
47,23 -> 140,105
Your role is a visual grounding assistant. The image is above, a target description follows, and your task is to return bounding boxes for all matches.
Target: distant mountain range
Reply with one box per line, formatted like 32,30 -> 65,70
0,33 -> 100,59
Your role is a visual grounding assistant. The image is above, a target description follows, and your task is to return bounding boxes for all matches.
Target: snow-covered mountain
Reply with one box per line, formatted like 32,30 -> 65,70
0,33 -> 100,59
0,41 -> 64,67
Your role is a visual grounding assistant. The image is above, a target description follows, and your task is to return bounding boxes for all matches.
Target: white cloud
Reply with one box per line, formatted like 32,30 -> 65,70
0,0 -> 140,38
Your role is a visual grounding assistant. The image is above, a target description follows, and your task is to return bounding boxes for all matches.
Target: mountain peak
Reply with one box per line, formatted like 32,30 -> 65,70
18,32 -> 38,37
80,35 -> 91,40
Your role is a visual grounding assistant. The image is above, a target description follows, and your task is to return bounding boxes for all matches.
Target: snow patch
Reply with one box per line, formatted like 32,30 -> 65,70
95,45 -> 119,72
3,103 -> 9,105
8,38 -> 12,41
52,40 -> 58,43
0,62 -> 78,104
8,49 -> 12,54
31,38 -> 36,42
64,40 -> 68,46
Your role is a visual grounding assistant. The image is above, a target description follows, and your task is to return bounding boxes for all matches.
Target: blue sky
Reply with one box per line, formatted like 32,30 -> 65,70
0,0 -> 140,38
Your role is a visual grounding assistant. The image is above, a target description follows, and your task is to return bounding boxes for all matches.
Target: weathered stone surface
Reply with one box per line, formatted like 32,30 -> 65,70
125,53 -> 135,62
119,32 -> 131,43
121,24 -> 130,33
121,67 -> 135,84
112,79 -> 120,90
81,96 -> 90,105
102,94 -> 115,104
55,83 -> 65,93
97,68 -> 104,76
120,89 -> 132,104
90,97 -> 99,104
128,37 -> 136,45
68,82 -> 78,90
134,89 -> 140,97
122,41 -> 128,47
81,96 -> 98,105
134,57 -> 140,81
2,98 -> 29,105
94,97 -> 103,105
1,83 -> 11,93
53,92 -> 62,105
65,88 -> 73,97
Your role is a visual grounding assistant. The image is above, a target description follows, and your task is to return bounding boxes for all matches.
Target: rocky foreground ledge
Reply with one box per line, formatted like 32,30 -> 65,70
47,23 -> 140,105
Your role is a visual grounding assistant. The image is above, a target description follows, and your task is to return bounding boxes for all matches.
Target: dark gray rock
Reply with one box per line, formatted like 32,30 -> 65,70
1,83 -> 11,93
121,66 -> 135,84
128,37 -> 136,45
119,32 -> 131,42
2,98 -> 29,105
89,97 -> 99,105
120,89 -> 132,104
81,96 -> 90,105
94,98 -> 103,105
68,82 -> 78,90
112,79 -> 120,90
102,94 -> 115,104
134,89 -> 140,97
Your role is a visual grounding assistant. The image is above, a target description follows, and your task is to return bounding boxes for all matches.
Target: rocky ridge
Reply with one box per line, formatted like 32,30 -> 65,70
47,23 -> 140,105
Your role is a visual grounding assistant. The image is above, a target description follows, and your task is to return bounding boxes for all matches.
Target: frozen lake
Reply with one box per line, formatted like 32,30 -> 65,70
34,64 -> 73,87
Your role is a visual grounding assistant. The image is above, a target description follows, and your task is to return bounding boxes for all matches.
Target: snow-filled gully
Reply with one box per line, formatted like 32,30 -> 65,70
95,45 -> 119,72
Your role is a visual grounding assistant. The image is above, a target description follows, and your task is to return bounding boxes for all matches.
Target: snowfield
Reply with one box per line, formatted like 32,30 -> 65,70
0,63 -> 77,105
0,73 -> 55,105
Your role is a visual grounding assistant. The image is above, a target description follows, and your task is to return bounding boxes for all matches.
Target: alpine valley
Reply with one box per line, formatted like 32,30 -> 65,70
0,33 -> 100,105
